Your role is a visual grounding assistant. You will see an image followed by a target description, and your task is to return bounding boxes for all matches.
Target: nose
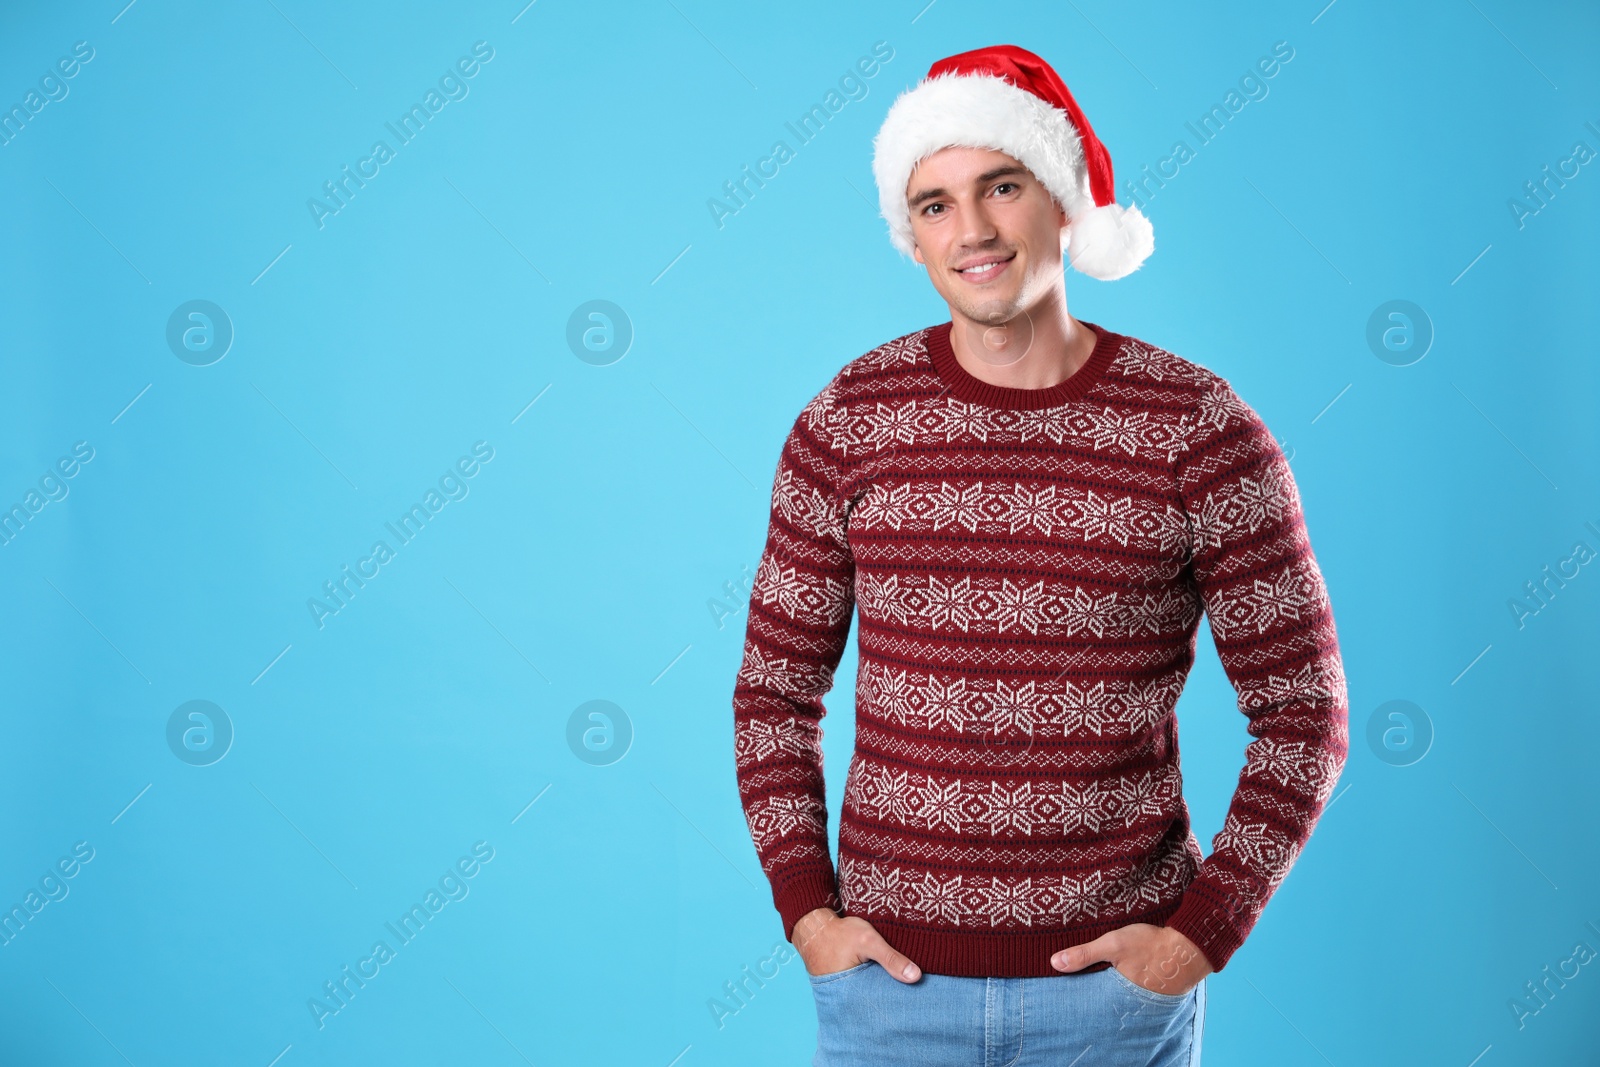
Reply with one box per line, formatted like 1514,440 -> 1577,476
958,193 -> 999,248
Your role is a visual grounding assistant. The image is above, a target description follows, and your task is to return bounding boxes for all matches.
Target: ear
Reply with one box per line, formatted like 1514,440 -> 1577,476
912,242 -> 925,266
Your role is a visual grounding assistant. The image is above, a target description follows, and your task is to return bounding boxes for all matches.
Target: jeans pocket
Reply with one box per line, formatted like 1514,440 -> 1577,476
807,960 -> 875,986
1106,964 -> 1192,1005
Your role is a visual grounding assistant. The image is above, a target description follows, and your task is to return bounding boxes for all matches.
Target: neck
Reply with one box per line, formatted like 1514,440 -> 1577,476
946,287 -> 1094,392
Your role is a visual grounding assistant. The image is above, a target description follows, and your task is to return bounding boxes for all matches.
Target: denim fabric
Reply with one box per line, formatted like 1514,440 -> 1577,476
808,960 -> 1204,1066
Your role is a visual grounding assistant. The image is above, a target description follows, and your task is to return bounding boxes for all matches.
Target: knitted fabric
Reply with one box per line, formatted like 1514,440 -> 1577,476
732,319 -> 1348,977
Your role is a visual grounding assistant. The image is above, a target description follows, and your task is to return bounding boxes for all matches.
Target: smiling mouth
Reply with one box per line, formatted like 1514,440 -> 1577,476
955,253 -> 1016,279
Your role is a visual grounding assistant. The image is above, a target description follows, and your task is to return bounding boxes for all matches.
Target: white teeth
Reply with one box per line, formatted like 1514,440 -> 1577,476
962,262 -> 1000,274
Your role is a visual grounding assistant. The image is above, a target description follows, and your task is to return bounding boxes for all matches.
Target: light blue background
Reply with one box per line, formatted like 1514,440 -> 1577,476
2,1 -> 1597,1064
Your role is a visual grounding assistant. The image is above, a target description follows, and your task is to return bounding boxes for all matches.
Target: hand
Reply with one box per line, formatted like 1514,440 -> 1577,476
1050,922 -> 1212,997
792,907 -> 923,983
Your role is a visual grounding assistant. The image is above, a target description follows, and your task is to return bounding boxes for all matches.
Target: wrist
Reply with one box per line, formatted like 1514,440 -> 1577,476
792,906 -> 840,950
1161,926 -> 1212,976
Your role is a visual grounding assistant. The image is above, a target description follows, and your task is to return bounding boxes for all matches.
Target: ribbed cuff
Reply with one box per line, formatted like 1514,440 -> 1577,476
1162,884 -> 1250,974
773,866 -> 843,944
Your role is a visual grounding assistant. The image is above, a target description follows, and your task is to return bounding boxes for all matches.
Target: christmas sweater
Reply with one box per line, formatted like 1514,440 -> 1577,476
731,318 -> 1349,977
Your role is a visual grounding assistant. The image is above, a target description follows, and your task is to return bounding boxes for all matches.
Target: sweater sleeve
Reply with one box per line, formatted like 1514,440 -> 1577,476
733,380 -> 857,943
1161,376 -> 1350,973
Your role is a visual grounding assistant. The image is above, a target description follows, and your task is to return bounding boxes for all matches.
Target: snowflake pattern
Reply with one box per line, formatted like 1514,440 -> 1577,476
835,397 -> 1191,461
844,759 -> 1182,840
751,554 -> 852,628
1192,463 -> 1298,555
735,646 -> 833,699
1237,657 -> 1348,722
1212,813 -> 1303,891
771,467 -> 846,545
837,834 -> 1194,929
1109,338 -> 1216,386
744,793 -> 825,852
851,478 -> 1188,554
854,568 -> 1198,639
859,659 -> 1184,740
734,715 -> 818,764
1242,736 -> 1345,805
1206,560 -> 1328,641
1189,377 -> 1251,435
732,325 -> 1349,962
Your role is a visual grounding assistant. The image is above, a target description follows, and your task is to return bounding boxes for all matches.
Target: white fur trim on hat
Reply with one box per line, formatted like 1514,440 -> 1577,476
871,70 -> 1153,280
1066,199 -> 1155,281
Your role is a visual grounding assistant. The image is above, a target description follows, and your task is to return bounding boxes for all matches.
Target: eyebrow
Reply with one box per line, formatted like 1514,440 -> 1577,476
907,165 -> 1031,210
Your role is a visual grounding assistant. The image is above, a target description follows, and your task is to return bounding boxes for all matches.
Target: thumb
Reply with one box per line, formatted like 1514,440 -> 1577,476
864,932 -> 922,984
1052,935 -> 1111,973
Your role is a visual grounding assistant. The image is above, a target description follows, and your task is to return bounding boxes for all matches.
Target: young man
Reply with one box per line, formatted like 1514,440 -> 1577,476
732,44 -> 1348,1066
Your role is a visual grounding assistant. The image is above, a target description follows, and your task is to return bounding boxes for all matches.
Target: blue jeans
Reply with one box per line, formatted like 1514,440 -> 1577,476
808,961 -> 1205,1066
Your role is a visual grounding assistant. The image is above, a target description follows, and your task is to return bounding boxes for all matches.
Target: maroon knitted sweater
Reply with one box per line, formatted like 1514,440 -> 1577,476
732,318 -> 1348,978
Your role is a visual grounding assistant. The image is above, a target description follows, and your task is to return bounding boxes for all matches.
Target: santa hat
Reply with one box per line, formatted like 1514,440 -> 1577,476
871,44 -> 1153,281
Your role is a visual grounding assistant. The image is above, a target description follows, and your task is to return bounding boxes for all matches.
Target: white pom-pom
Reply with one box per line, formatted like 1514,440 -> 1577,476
1065,201 -> 1155,281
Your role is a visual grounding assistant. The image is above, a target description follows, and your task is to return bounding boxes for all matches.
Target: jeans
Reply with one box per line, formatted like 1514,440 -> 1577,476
808,960 -> 1205,1066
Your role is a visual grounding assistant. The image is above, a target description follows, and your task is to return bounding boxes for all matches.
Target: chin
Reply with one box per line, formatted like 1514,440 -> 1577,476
959,298 -> 1021,326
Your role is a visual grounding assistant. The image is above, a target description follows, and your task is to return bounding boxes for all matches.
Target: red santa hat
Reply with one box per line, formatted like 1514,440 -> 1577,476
871,44 -> 1153,281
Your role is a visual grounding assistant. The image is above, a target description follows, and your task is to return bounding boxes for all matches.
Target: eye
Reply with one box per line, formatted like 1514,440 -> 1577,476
993,181 -> 1019,195
922,203 -> 945,217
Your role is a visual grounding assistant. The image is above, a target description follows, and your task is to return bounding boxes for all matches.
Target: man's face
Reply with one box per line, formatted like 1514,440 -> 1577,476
905,146 -> 1068,329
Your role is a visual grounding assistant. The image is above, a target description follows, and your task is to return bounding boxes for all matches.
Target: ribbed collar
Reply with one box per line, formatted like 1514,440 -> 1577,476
926,318 -> 1121,411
